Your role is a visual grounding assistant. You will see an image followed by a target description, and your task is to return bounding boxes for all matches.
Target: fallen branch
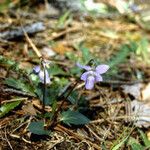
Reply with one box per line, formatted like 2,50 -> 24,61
0,22 -> 45,40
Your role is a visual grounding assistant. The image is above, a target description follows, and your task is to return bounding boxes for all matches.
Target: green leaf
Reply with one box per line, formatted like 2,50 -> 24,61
108,44 -> 130,67
36,81 -> 63,105
112,136 -> 128,150
67,91 -> 78,105
49,64 -> 66,76
127,137 -> 144,150
60,109 -> 90,125
57,11 -> 71,29
28,121 -> 50,135
138,129 -> 150,147
4,78 -> 35,96
0,0 -> 11,12
0,101 -> 21,118
129,41 -> 138,52
0,55 -> 16,66
65,51 -> 78,62
70,67 -> 82,75
67,91 -> 88,111
51,99 -> 57,113
127,137 -> 139,145
131,143 -> 145,150
136,38 -> 150,63
80,46 -> 92,63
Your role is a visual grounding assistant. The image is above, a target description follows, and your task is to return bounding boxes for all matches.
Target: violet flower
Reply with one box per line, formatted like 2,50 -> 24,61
77,62 -> 109,90
33,65 -> 51,84
129,4 -> 140,13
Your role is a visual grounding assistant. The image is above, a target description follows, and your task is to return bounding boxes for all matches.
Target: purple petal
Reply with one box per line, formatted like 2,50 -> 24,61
95,73 -> 103,82
96,65 -> 109,74
38,70 -> 50,84
81,72 -> 89,81
33,66 -> 41,74
129,4 -> 140,12
44,70 -> 51,84
76,62 -> 91,71
85,76 -> 95,90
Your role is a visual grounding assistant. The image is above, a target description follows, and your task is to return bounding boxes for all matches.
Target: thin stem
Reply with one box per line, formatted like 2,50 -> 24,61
49,59 -> 93,127
57,81 -> 79,113
42,60 -> 46,114
50,80 -> 79,127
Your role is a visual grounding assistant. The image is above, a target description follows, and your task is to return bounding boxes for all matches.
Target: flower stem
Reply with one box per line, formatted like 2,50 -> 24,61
49,80 -> 79,127
49,59 -> 93,127
42,60 -> 46,114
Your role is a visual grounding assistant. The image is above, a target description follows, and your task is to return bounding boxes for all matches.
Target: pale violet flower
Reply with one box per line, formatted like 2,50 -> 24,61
129,4 -> 140,12
33,66 -> 41,74
77,63 -> 109,90
33,65 -> 50,84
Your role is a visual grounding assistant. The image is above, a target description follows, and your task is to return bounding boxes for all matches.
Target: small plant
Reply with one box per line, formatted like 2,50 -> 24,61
28,58 -> 109,135
127,129 -> 150,150
0,55 -> 109,135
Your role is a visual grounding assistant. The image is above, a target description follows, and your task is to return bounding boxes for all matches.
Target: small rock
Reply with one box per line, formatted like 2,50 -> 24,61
41,47 -> 56,58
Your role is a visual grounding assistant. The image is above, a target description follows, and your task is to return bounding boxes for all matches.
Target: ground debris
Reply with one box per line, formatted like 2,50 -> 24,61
142,82 -> 150,101
1,1 -> 150,149
126,100 -> 150,128
121,83 -> 143,99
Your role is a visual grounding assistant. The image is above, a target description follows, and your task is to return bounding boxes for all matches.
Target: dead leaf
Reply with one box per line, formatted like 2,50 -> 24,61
121,83 -> 143,99
142,83 -> 150,101
53,43 -> 72,55
22,102 -> 36,115
19,62 -> 32,70
32,99 -> 42,110
126,100 -> 150,128
147,130 -> 150,141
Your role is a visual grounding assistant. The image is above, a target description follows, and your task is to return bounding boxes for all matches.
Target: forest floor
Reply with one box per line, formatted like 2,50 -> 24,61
0,2 -> 150,150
